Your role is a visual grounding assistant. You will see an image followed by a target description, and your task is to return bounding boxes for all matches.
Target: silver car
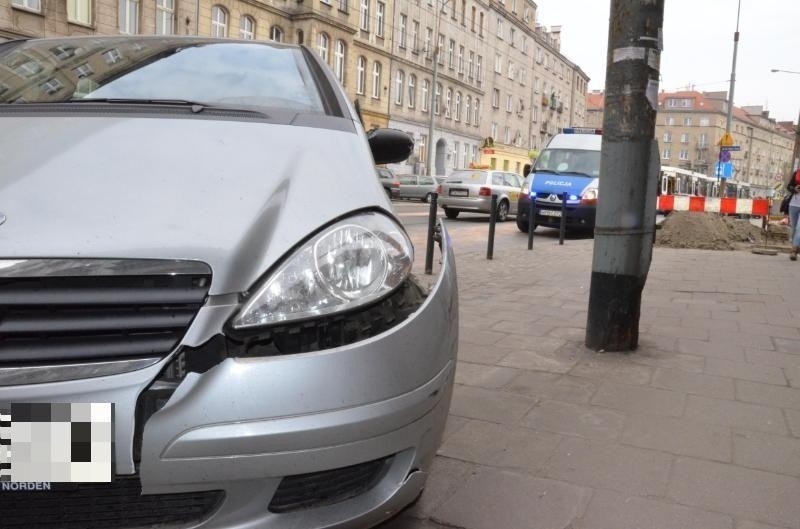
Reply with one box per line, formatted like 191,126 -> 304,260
438,169 -> 523,221
397,175 -> 437,202
0,36 -> 458,529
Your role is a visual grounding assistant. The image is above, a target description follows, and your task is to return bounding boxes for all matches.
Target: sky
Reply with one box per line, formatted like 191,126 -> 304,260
535,0 -> 800,123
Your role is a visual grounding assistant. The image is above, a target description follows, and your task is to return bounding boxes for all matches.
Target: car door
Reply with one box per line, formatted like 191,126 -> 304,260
504,173 -> 522,214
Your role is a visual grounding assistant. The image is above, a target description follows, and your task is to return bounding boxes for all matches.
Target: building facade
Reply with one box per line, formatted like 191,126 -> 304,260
2,0 -> 590,177
585,89 -> 795,195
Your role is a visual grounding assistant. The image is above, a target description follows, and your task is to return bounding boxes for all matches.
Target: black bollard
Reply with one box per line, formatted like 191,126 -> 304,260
527,199 -> 536,250
424,192 -> 438,275
559,192 -> 567,245
487,194 -> 497,260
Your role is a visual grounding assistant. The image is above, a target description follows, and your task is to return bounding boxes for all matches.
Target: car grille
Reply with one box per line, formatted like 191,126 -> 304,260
0,476 -> 224,529
268,456 -> 393,513
0,259 -> 211,367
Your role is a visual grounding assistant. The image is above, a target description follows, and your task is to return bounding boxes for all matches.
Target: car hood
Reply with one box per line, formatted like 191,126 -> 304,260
0,114 -> 387,294
530,172 -> 598,196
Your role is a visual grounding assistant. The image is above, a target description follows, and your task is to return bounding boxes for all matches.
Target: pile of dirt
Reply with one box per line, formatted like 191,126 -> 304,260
656,211 -> 789,251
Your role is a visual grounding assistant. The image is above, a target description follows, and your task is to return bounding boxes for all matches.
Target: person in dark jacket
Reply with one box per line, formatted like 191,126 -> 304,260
787,169 -> 800,261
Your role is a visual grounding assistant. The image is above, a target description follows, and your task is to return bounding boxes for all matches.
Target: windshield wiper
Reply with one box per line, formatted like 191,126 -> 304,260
69,98 -> 212,113
560,171 -> 594,178
534,168 -> 561,175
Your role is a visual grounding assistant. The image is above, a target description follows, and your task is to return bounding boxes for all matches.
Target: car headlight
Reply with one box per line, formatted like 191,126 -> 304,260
581,187 -> 598,202
231,212 -> 413,328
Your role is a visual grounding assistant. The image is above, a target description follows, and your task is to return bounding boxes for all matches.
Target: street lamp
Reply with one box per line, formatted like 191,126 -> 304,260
770,69 -> 800,75
426,0 -> 451,177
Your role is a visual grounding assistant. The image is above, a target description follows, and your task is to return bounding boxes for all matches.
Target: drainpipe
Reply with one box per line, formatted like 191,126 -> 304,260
195,0 -> 200,35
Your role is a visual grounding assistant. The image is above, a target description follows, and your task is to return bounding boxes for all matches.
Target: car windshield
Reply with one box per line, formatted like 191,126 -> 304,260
0,38 -> 326,114
534,149 -> 601,177
446,170 -> 487,183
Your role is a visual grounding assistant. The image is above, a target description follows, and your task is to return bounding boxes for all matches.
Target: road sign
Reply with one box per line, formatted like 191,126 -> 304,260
719,133 -> 735,147
720,145 -> 741,151
714,161 -> 734,179
719,150 -> 731,163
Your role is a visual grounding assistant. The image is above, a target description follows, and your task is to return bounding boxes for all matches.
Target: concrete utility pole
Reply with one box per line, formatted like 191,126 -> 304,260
426,0 -> 450,177
585,0 -> 665,352
718,0 -> 742,197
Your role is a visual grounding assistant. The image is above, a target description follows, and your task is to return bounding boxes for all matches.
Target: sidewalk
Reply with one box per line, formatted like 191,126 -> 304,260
387,229 -> 800,529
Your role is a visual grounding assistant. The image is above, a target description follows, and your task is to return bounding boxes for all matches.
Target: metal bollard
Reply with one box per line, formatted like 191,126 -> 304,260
559,192 -> 567,245
424,192 -> 438,275
527,199 -> 536,250
487,194 -> 497,260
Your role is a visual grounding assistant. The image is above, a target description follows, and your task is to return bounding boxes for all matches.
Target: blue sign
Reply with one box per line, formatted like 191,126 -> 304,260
714,161 -> 734,179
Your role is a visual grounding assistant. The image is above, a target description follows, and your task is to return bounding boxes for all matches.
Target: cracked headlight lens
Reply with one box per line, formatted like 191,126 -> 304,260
232,212 -> 413,328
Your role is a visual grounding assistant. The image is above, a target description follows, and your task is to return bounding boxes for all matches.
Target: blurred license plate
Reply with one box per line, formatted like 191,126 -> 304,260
539,209 -> 562,217
449,189 -> 469,197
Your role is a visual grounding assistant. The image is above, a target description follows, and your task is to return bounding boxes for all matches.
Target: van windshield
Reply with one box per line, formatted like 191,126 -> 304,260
534,149 -> 601,178
0,38 -> 326,114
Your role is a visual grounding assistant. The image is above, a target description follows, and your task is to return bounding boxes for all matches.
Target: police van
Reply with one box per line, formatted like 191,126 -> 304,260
516,128 -> 602,233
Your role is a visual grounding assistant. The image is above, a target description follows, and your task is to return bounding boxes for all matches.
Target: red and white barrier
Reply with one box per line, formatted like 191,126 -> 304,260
657,195 -> 770,216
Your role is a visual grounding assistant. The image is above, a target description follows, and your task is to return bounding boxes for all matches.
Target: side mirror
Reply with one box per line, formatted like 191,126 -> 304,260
367,128 -> 414,165
523,163 -> 532,177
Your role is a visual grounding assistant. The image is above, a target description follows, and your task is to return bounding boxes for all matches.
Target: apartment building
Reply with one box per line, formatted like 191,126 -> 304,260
656,91 -> 793,194
585,90 -> 795,195
585,90 -> 604,129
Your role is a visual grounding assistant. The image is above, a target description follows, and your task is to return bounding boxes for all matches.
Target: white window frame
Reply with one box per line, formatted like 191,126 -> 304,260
68,0 -> 92,25
376,2 -> 386,37
397,13 -> 406,46
372,61 -> 382,99
408,74 -> 416,108
334,40 -> 346,83
240,16 -> 255,40
421,79 -> 429,112
473,98 -> 479,126
457,45 -> 464,74
210,5 -> 227,38
394,70 -> 404,105
445,87 -> 452,118
119,0 -> 141,34
454,91 -> 461,121
318,33 -> 329,62
12,0 -> 41,11
270,26 -> 284,42
356,56 -> 366,95
360,0 -> 370,31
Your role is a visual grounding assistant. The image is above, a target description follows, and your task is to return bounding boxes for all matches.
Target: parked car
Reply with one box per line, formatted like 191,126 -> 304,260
0,36 -> 458,529
517,128 -> 601,233
398,174 -> 437,202
378,167 -> 401,198
437,169 -> 523,221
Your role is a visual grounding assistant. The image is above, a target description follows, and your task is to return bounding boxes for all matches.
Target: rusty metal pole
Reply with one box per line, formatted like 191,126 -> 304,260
585,0 -> 665,352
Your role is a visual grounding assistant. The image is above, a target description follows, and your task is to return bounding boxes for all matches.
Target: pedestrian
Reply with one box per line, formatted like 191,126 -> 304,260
787,168 -> 800,261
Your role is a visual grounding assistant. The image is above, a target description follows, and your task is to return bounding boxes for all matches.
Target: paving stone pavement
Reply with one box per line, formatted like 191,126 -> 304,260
382,223 -> 800,529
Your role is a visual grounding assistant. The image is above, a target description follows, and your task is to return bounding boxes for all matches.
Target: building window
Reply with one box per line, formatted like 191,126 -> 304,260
270,26 -> 284,42
476,55 -> 482,83
665,116 -> 674,125
504,126 -> 511,144
509,27 -> 516,47
372,61 -> 382,99
494,54 -> 502,74
40,78 -> 64,95
394,70 -> 404,105
12,0 -> 41,11
421,79 -> 429,112
318,33 -> 329,62
662,149 -> 671,160
119,0 -> 140,34
468,51 -> 474,78
458,45 -> 464,74
454,91 -> 462,121
699,133 -> 708,146
334,40 -> 346,83
296,29 -> 304,44
532,105 -> 538,122
663,132 -> 672,143
68,0 -> 92,25
506,94 -> 513,113
471,6 -> 476,32
681,133 -> 689,144
240,16 -> 255,40
679,149 -> 689,160
473,99 -> 480,126
408,74 -> 416,108
520,68 -> 526,86
453,141 -> 460,168
424,27 -> 432,55
434,83 -> 441,114
465,95 -> 471,125
103,48 -> 122,65
496,17 -> 503,39
479,12 -> 484,37
360,0 -> 370,31
376,2 -> 386,37
700,117 -> 710,126
445,88 -> 452,118
507,60 -> 514,80
522,36 -> 529,55
463,143 -> 469,166
491,121 -> 497,140
448,39 -> 455,69
72,62 -> 93,78
210,5 -> 227,37
684,117 -> 692,126
492,89 -> 499,108
356,56 -> 366,94
397,13 -> 406,46
411,20 -> 419,52
339,0 -> 347,12
419,134 -> 427,163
